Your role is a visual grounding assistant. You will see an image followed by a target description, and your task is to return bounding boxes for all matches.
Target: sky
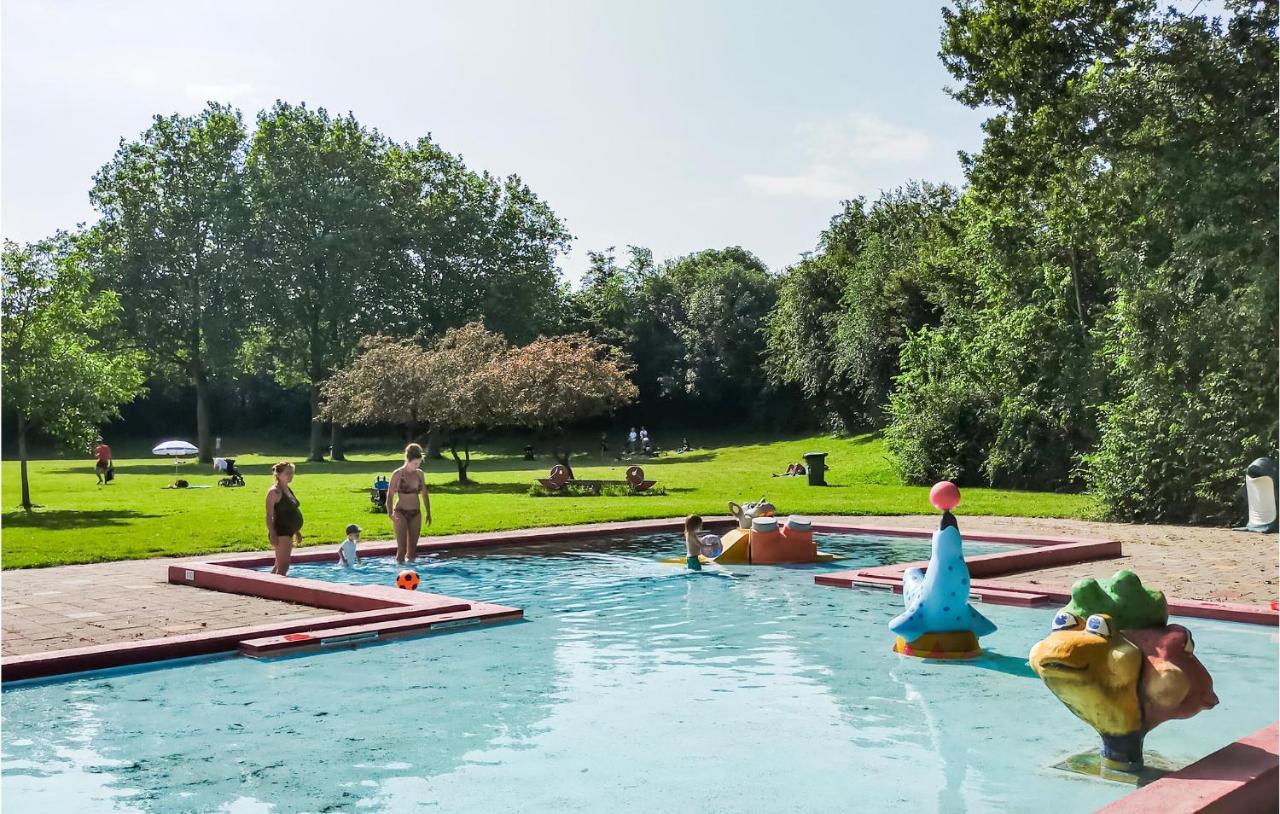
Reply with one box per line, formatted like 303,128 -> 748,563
1,0 -> 990,283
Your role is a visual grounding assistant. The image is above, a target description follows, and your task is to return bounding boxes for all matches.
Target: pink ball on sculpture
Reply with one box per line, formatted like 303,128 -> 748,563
930,481 -> 960,512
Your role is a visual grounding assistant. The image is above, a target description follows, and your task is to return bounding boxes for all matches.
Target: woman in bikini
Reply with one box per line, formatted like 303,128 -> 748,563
388,443 -> 431,563
264,461 -> 303,576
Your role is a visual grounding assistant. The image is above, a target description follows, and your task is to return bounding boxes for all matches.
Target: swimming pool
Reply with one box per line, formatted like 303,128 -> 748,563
4,532 -> 1276,813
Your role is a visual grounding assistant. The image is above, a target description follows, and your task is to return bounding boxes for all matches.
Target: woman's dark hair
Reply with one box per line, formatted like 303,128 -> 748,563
405,443 -> 424,461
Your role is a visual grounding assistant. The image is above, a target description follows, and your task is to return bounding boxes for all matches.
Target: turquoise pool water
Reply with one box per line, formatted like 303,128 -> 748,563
3,532 -> 1276,813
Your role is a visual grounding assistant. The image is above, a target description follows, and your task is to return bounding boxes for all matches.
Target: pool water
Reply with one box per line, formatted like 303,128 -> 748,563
3,532 -> 1276,813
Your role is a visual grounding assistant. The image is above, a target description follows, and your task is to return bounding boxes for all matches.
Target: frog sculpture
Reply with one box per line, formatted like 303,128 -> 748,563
1029,571 -> 1218,773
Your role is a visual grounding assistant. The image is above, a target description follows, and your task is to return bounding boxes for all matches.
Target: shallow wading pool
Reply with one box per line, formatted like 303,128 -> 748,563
3,532 -> 1276,813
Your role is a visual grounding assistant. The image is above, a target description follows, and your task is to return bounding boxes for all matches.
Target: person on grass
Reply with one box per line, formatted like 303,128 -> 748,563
264,461 -> 303,576
388,443 -> 432,563
93,438 -> 112,485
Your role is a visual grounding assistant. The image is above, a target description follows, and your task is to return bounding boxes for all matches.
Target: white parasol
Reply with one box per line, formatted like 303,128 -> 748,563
152,440 -> 199,476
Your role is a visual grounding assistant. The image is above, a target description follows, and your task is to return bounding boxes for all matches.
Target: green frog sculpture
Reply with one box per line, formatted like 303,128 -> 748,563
1029,571 -> 1218,774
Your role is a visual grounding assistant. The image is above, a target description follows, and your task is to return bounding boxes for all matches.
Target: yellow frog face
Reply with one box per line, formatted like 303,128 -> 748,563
1029,612 -> 1144,736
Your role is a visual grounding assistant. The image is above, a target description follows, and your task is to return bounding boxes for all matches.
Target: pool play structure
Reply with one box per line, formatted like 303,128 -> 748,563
1031,571 -> 1219,778
1235,456 -> 1278,533
660,497 -> 840,566
889,481 -> 996,660
2,505 -> 1277,812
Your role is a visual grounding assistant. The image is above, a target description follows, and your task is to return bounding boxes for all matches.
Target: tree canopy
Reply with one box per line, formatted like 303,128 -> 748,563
91,103 -> 250,462
2,234 -> 146,509
321,322 -> 636,481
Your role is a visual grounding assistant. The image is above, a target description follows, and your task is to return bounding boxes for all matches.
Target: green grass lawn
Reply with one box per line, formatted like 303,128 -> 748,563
1,434 -> 1095,569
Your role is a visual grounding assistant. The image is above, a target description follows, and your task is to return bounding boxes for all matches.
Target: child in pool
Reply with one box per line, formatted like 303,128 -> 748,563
683,515 -> 723,570
338,523 -> 361,567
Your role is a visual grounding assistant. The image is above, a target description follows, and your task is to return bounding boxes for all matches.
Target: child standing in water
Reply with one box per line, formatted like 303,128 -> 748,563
338,523 -> 361,568
683,515 -> 722,570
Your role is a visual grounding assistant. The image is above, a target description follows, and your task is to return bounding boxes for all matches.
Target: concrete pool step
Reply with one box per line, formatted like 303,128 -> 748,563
238,601 -> 522,658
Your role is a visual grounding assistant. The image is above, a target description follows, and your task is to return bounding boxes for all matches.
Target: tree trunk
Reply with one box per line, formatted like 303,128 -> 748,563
330,423 -> 346,461
194,370 -> 213,464
1068,246 -> 1088,344
18,415 -> 31,511
427,425 -> 444,459
449,441 -> 471,483
308,383 -> 326,462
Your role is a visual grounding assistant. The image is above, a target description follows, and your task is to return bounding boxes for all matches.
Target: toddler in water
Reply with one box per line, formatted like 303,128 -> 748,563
338,523 -> 361,567
683,515 -> 722,570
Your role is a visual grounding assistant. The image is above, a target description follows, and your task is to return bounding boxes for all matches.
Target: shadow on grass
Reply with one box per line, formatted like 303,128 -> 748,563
427,481 -> 532,496
2,508 -> 162,529
45,449 -> 725,479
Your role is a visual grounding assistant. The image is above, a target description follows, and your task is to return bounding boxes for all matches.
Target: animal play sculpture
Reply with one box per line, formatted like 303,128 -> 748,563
662,497 -> 838,566
1029,571 -> 1218,774
888,482 -> 996,659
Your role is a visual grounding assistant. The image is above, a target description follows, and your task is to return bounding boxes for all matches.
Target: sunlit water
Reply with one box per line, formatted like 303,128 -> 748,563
3,532 -> 1276,813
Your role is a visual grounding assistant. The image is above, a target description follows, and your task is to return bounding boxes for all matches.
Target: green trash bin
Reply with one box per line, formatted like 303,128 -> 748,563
804,452 -> 828,486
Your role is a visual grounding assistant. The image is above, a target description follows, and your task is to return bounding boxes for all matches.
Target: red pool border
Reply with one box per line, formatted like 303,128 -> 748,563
1,517 -> 1276,813
1096,722 -> 1279,814
1,518 -> 716,683
811,523 -> 1278,626
4,517 -> 1276,684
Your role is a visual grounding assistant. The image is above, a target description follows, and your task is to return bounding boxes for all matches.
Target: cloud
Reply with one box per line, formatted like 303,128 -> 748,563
182,82 -> 257,103
743,112 -> 932,200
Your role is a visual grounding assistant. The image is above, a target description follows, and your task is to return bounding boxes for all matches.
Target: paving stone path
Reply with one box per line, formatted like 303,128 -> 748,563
1,558 -> 329,657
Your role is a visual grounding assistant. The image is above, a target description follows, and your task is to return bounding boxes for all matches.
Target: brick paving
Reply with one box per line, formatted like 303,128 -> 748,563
1,557 -> 330,657
2,516 -> 1275,659
832,515 -> 1278,605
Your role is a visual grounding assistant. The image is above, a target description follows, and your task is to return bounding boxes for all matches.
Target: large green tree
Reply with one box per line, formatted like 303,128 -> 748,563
2,234 -> 146,510
91,103 -> 249,462
383,139 -> 572,344
890,0 -> 1278,517
571,245 -> 775,424
244,102 -> 400,461
1081,1 -> 1279,520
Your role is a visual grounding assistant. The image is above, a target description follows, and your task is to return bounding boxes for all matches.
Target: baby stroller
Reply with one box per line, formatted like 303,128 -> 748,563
216,458 -> 245,488
370,475 -> 389,511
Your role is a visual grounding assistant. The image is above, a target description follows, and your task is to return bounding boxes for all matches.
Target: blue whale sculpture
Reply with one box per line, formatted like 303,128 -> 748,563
888,512 -> 997,643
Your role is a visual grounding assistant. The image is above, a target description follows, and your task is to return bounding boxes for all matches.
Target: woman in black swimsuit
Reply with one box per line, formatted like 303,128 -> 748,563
265,461 -> 303,575
388,443 -> 431,563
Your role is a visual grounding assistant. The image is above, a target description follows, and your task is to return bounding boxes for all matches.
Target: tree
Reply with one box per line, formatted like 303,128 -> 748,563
245,102 -> 400,461
318,335 -> 436,441
416,324 -> 511,482
766,254 -> 853,430
90,103 -> 249,462
1081,1 -> 1279,520
2,235 -> 146,510
493,332 -> 638,477
767,185 -> 960,431
321,323 -> 637,482
383,139 -> 572,344
884,0 -> 1277,517
571,245 -> 657,348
